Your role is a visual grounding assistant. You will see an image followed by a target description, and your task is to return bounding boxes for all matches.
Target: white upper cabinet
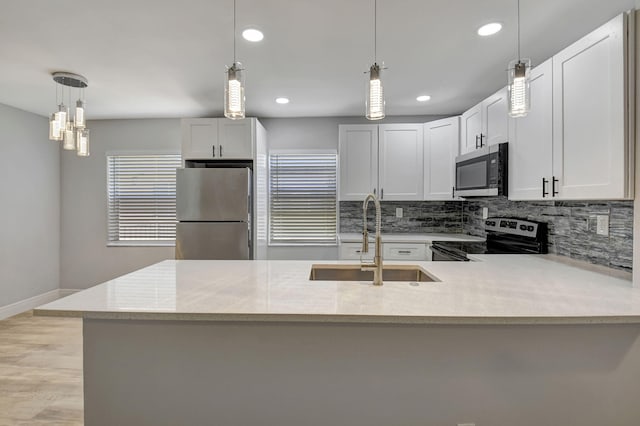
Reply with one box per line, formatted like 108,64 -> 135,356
461,104 -> 482,154
339,125 -> 378,201
552,13 -> 631,199
182,118 -> 255,160
378,124 -> 424,201
218,119 -> 254,159
424,117 -> 460,200
461,87 -> 509,154
482,87 -> 509,147
508,59 -> 554,200
338,123 -> 423,201
181,118 -> 218,159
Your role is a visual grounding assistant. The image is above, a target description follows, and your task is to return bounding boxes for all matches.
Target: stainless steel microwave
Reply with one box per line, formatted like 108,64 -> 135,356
454,142 -> 508,197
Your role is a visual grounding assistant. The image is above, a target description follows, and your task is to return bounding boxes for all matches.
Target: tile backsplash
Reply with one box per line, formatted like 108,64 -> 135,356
339,198 -> 634,271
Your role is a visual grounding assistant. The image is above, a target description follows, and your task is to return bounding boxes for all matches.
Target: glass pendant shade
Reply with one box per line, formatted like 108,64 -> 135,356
49,113 -> 63,141
75,100 -> 85,128
54,104 -> 67,134
224,63 -> 245,120
366,64 -> 385,120
76,128 -> 90,156
63,120 -> 76,150
508,58 -> 531,117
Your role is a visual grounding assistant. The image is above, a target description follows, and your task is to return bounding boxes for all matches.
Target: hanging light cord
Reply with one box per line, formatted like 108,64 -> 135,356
517,0 -> 521,62
374,0 -> 377,64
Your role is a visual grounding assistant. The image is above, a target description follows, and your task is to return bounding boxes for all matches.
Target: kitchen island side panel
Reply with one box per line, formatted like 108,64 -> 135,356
83,319 -> 640,426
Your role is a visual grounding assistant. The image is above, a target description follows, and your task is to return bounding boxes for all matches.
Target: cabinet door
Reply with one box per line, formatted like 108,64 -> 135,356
508,59 -> 554,200
460,103 -> 482,154
378,124 -> 424,201
181,118 -> 218,159
339,125 -> 378,201
552,13 -> 629,199
218,118 -> 254,159
424,117 -> 459,200
482,87 -> 509,147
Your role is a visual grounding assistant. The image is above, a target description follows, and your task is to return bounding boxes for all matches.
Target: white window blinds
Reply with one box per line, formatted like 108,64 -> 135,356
269,152 -> 337,245
107,154 -> 182,243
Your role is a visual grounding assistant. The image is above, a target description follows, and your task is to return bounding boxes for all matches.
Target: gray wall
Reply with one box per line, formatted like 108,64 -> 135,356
60,119 -> 180,290
262,116 -> 444,260
0,103 -> 60,306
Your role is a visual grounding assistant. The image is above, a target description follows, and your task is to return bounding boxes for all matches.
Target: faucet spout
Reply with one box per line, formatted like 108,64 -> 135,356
361,193 -> 383,286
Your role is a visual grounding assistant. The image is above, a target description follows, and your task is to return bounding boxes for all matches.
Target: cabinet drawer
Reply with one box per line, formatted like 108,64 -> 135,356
339,243 -> 367,260
383,243 -> 427,260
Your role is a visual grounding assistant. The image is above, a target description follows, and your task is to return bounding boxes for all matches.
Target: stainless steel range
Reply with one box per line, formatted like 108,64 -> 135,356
431,217 -> 548,261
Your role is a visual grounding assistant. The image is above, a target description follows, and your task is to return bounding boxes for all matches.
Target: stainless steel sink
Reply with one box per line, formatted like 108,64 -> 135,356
309,264 -> 439,282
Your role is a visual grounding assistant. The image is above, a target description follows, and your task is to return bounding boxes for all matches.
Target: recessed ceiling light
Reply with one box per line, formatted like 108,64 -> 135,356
242,28 -> 264,42
275,97 -> 290,104
416,95 -> 431,102
477,22 -> 502,36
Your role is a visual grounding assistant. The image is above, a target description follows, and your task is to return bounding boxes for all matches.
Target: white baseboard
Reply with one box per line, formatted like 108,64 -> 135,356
0,289 -> 79,320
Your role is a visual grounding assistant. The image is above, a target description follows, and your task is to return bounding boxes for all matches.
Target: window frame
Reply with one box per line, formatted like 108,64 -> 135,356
268,149 -> 338,247
105,150 -> 181,247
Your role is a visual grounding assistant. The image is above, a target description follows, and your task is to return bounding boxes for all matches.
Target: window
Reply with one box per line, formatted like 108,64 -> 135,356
269,152 -> 337,245
107,153 -> 182,245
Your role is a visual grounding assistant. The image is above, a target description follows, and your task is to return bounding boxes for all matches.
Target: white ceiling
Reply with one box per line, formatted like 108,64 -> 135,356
0,0 -> 635,119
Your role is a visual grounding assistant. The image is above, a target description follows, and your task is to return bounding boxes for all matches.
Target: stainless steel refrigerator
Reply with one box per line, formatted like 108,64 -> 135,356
175,167 -> 252,260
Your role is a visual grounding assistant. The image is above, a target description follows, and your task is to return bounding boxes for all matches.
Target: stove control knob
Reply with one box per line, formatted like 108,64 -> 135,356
527,226 -> 534,232
520,225 -> 527,230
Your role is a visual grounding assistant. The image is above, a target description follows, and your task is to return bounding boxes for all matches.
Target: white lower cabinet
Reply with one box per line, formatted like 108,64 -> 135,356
382,243 -> 428,261
339,242 -> 429,261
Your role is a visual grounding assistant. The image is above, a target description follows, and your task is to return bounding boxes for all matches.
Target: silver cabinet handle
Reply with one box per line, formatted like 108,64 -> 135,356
212,145 -> 216,157
381,188 -> 384,199
398,250 -> 411,254
552,176 -> 559,197
479,133 -> 485,147
373,188 -> 376,195
219,145 -> 223,157
475,135 -> 479,149
542,178 -> 549,198
452,186 -> 455,198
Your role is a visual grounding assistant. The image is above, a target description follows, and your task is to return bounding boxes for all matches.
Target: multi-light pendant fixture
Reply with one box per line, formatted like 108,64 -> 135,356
507,0 -> 531,118
48,72 -> 90,156
365,0 -> 385,120
224,0 -> 245,120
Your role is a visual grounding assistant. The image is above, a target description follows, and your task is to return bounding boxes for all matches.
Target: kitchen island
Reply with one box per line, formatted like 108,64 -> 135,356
36,256 -> 640,426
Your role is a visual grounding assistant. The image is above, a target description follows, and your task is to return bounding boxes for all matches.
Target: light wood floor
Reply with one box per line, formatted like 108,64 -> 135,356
0,311 -> 83,425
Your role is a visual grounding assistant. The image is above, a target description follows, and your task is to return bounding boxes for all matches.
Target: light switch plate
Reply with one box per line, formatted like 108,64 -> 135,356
396,208 -> 403,218
597,215 -> 609,236
482,207 -> 489,219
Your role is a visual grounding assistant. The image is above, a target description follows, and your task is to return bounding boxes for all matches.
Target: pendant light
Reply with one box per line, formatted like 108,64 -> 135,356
49,72 -> 91,156
365,0 -> 385,120
507,0 -> 531,118
224,0 -> 245,120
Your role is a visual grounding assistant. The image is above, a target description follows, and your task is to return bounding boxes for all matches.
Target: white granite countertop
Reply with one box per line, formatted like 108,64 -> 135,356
339,233 -> 486,243
34,256 -> 640,325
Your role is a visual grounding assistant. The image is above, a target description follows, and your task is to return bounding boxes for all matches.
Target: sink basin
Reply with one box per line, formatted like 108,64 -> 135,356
309,264 -> 439,282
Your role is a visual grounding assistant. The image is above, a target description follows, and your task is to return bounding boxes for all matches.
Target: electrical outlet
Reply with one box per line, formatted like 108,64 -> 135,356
482,207 -> 489,219
396,208 -> 403,218
597,214 -> 609,236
